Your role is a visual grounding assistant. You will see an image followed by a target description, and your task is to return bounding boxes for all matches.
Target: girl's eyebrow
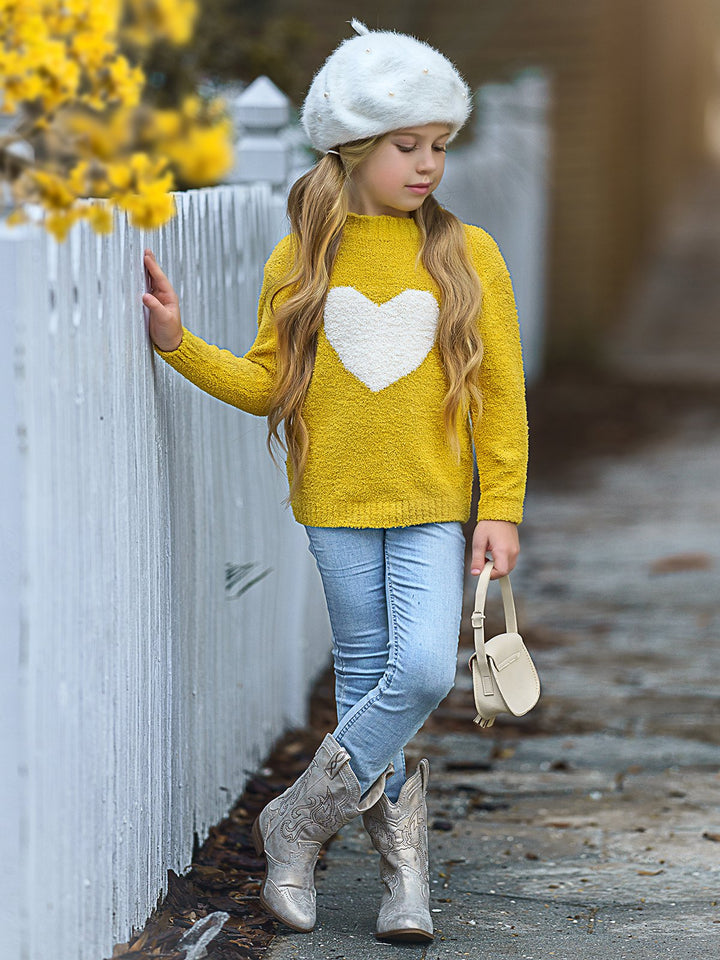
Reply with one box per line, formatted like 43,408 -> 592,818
392,132 -> 451,143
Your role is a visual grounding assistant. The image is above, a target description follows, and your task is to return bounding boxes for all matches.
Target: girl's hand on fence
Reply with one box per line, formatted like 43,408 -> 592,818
471,520 -> 520,579
142,249 -> 183,351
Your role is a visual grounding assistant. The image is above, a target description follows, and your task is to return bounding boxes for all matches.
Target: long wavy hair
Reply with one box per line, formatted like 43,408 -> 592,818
266,136 -> 484,502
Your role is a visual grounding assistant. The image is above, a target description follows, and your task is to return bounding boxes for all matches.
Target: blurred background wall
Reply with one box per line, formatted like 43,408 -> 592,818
193,0 -> 720,369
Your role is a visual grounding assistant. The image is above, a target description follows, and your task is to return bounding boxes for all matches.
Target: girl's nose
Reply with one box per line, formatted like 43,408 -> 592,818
416,149 -> 438,174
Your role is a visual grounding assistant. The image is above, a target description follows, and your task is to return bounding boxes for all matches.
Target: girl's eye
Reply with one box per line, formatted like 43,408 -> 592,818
396,144 -> 447,153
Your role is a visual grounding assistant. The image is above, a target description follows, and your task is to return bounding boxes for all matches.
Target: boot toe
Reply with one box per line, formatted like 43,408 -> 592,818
377,904 -> 433,942
376,916 -> 434,943
261,878 -> 316,932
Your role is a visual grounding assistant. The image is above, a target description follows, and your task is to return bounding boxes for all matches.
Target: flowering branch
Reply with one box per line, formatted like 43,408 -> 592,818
1,0 -> 235,241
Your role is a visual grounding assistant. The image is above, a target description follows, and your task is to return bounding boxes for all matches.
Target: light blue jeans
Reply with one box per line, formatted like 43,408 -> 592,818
304,522 -> 465,802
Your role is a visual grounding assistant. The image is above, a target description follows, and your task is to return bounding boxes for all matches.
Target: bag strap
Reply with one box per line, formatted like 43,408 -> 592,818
469,560 -> 519,697
472,559 -> 518,642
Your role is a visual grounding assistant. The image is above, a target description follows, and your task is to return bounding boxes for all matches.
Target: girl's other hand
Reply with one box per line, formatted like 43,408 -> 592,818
142,249 -> 183,351
470,520 -> 520,579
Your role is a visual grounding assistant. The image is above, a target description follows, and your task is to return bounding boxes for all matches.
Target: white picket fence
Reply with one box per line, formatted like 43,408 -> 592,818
0,70 -> 550,960
0,185 -> 331,960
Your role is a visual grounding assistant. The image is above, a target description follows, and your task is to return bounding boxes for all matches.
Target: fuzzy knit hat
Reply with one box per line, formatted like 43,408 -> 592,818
301,19 -> 472,153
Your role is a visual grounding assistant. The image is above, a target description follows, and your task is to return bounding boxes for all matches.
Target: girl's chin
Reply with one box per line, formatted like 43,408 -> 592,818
384,196 -> 430,215
354,195 -> 430,216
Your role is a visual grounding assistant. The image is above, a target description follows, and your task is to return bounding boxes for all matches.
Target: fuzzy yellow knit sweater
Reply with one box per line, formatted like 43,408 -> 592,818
154,212 -> 528,528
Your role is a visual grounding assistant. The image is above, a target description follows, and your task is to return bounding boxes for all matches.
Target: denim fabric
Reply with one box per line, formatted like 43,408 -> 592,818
304,522 -> 465,802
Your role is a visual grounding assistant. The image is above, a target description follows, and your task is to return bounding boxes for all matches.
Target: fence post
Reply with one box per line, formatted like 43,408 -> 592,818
228,76 -> 292,187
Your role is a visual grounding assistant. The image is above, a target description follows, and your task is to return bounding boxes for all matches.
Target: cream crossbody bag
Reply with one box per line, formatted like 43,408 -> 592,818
468,560 -> 541,728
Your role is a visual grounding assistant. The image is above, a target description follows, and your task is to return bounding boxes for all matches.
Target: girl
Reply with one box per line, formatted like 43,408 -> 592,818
143,20 -> 528,945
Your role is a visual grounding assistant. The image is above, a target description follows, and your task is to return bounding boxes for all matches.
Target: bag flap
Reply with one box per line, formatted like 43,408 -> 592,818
484,632 -> 541,715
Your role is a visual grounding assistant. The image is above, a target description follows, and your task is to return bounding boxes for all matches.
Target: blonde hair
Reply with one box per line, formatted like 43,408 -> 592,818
266,137 -> 484,502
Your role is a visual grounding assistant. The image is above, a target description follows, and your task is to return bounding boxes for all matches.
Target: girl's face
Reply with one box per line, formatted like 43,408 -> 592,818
347,123 -> 451,217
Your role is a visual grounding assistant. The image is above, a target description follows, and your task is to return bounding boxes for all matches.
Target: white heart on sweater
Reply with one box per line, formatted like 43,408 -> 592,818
324,286 -> 439,392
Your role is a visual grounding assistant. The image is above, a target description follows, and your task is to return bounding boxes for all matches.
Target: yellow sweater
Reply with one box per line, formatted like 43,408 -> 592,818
154,211 -> 528,528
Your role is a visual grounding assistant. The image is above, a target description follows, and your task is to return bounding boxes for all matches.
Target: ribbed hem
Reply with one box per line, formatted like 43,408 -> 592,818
292,496 -> 471,529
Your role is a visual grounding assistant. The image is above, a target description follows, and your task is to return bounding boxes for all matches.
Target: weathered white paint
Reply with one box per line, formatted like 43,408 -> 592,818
1,184 -> 331,960
0,221 -> 26,960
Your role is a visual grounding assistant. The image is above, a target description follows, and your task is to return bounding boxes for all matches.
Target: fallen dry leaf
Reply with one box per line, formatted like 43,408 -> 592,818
637,869 -> 664,876
649,552 -> 713,575
703,831 -> 720,842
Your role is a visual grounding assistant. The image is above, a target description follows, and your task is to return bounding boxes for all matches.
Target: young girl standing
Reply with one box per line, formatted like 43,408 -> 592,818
143,20 -> 528,945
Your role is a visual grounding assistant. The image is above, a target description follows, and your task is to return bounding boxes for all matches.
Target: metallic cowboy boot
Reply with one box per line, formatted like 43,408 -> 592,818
361,758 -> 433,943
251,733 -> 393,932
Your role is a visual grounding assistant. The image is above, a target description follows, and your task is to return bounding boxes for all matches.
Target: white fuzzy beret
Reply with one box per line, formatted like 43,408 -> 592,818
301,19 -> 472,153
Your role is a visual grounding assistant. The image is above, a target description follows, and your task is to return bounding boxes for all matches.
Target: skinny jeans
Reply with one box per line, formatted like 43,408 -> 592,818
304,521 -> 465,802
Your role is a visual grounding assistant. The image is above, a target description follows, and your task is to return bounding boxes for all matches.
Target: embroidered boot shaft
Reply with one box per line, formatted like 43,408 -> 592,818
252,733 -> 392,932
362,758 -> 433,942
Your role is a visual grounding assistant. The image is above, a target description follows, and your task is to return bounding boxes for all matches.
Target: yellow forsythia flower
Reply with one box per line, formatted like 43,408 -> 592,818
105,162 -> 135,193
53,106 -> 135,162
164,120 -> 235,186
122,0 -> 198,48
83,202 -> 115,233
70,28 -> 117,73
1,0 -> 221,241
120,187 -> 177,230
5,207 -> 30,227
30,169 -> 76,210
67,160 -> 92,196
147,108 -> 183,140
45,206 -> 83,242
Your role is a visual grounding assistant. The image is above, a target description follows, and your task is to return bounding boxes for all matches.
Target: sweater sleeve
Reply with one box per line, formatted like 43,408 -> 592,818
152,235 -> 293,417
468,233 -> 529,524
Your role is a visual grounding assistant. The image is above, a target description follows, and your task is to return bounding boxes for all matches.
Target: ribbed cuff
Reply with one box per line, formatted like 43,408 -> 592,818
476,499 -> 524,525
152,325 -> 191,361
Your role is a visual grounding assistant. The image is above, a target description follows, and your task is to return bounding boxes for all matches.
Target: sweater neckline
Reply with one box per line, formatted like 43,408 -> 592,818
343,211 -> 420,240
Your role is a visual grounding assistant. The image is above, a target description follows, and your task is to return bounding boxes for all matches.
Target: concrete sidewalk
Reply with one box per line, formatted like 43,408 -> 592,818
265,406 -> 720,960
265,165 -> 720,960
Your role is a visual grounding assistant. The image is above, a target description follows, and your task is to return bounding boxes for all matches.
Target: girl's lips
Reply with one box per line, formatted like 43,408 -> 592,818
407,183 -> 431,193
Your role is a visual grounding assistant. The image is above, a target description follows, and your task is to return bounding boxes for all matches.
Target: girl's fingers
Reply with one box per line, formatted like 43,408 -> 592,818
144,252 -> 173,292
142,293 -> 165,318
145,257 -> 177,304
144,255 -> 167,283
142,291 -> 171,317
